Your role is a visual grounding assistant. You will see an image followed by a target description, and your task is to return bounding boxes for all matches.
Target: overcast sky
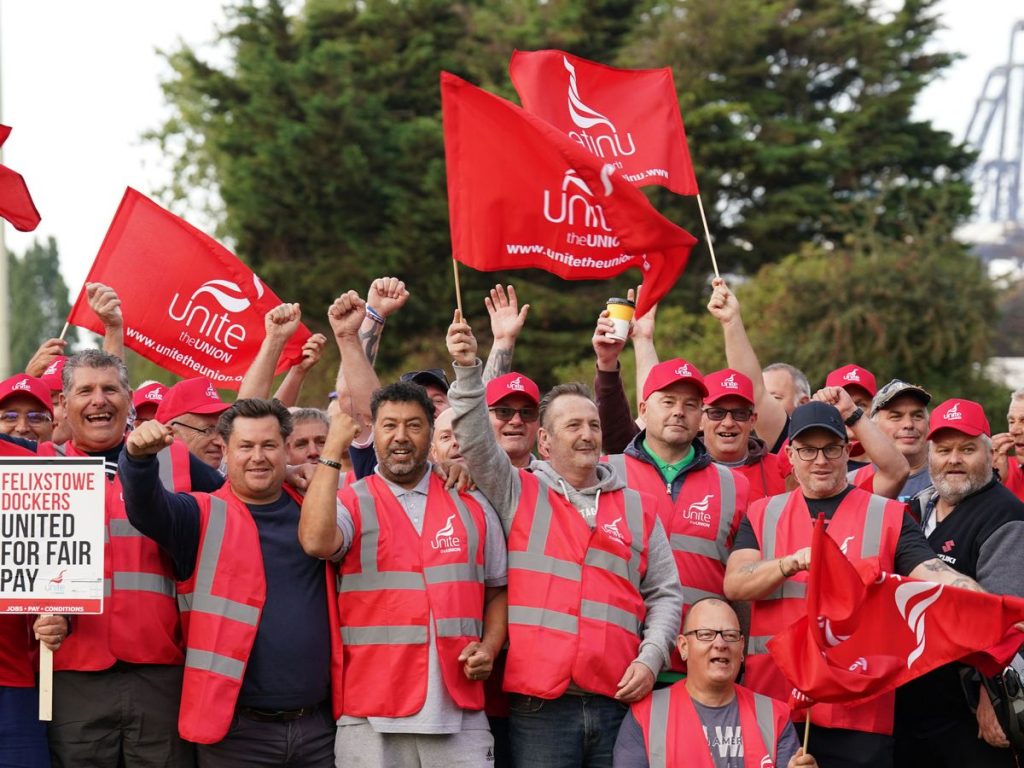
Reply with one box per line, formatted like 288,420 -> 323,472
1,0 -> 1021,294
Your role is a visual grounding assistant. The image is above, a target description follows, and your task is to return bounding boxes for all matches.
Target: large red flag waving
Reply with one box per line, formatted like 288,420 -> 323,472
510,50 -> 698,196
442,72 -> 697,317
768,515 -> 1024,708
0,126 -> 41,232
67,188 -> 310,389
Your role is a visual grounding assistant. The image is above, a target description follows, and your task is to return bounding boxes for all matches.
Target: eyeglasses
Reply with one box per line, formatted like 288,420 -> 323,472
703,407 -> 753,422
489,406 -> 539,423
793,444 -> 846,461
683,628 -> 743,643
0,411 -> 51,425
171,421 -> 218,438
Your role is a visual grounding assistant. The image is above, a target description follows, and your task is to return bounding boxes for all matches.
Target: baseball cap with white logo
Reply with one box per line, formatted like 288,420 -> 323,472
704,368 -> 754,406
40,356 -> 68,394
486,372 -> 540,406
0,374 -> 53,415
926,398 -> 990,440
133,382 -> 168,410
825,364 -> 878,398
642,358 -> 708,401
156,377 -> 230,423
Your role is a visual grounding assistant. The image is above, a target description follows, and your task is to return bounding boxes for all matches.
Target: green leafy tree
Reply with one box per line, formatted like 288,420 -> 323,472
152,0 -> 981,397
8,237 -> 78,371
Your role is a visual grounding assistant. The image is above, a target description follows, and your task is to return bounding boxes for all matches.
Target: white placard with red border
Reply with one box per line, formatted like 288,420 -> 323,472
0,457 -> 105,614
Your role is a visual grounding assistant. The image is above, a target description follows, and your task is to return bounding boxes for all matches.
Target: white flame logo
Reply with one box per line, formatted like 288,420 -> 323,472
842,368 -> 861,382
688,494 -> 714,515
839,535 -> 855,555
895,581 -> 944,668
433,514 -> 456,547
817,616 -> 851,647
188,279 -> 252,314
945,403 -> 962,421
601,516 -> 625,542
564,56 -> 615,132
561,170 -> 594,196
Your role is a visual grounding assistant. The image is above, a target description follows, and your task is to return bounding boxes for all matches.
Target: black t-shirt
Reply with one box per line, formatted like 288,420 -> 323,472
731,488 -> 936,575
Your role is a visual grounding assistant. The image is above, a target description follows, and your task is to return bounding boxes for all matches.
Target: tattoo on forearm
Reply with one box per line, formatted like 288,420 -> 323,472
483,346 -> 513,383
359,327 -> 382,365
740,561 -> 762,575
922,559 -> 946,573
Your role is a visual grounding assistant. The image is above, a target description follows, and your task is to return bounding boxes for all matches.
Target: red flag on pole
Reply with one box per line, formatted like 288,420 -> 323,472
768,515 -> 1024,708
66,188 -> 310,389
509,50 -> 698,196
0,125 -> 41,232
441,71 -> 697,317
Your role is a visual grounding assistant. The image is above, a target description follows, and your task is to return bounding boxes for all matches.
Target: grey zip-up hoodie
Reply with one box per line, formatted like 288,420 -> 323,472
448,359 -> 683,679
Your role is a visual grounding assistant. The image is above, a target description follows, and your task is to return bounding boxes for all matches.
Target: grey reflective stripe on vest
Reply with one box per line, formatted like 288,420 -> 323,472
647,687 -> 671,768
670,534 -> 720,559
340,482 -> 426,593
580,599 -> 641,634
766,580 -> 807,601
155,446 -> 178,492
760,492 -> 792,560
712,464 -> 737,563
103,578 -> 112,598
747,635 -> 771,655
436,617 -> 484,637
341,625 -> 428,645
620,489 -> 645,586
861,494 -> 887,559
753,692 -> 777,764
108,519 -> 143,537
846,467 -> 859,484
113,571 -> 175,597
507,605 -> 578,634
605,454 -> 628,484
421,490 -> 483,586
182,496 -> 261,682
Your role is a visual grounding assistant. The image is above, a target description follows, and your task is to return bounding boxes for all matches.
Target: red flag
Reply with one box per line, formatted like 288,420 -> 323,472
768,515 -> 1024,707
441,72 -> 697,317
67,188 -> 310,389
0,125 -> 41,232
509,50 -> 698,196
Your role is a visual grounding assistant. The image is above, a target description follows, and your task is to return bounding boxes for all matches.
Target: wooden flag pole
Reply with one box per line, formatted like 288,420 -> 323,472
695,192 -> 720,279
58,321 -> 70,342
452,257 -> 464,317
803,711 -> 811,754
39,641 -> 53,721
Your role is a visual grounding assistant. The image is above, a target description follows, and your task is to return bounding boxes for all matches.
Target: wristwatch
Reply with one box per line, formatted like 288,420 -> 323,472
844,407 -> 864,427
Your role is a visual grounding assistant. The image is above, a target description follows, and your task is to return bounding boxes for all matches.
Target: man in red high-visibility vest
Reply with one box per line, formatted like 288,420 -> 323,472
724,400 -> 985,768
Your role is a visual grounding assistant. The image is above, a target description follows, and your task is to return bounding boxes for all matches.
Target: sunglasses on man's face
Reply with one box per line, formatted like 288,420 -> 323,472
488,406 -> 539,423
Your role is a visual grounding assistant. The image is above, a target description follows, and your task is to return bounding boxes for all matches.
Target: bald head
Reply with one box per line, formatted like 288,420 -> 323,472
682,597 -> 738,634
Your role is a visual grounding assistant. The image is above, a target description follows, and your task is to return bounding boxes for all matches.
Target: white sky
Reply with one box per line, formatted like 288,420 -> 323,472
1,0 -> 1022,293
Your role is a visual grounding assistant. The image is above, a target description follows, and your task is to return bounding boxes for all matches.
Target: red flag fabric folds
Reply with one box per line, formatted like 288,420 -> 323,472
67,188 -> 310,389
441,72 -> 697,317
768,515 -> 1024,708
0,125 -> 41,232
510,50 -> 698,195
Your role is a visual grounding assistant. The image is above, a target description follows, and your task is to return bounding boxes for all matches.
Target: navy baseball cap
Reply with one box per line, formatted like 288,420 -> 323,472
789,401 -> 847,442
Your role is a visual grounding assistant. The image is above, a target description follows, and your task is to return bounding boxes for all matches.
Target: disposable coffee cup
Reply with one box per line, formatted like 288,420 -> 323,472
606,298 -> 635,341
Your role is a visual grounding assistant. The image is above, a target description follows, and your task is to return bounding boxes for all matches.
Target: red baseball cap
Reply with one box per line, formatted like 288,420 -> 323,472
927,398 -> 991,440
40,356 -> 67,393
133,382 -> 168,410
155,377 -> 230,423
486,372 -> 540,406
704,368 -> 754,406
642,359 -> 708,401
825,364 -> 877,398
0,374 -> 53,415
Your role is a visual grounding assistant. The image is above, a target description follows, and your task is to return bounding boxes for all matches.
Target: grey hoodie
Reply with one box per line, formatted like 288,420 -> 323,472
448,359 -> 683,679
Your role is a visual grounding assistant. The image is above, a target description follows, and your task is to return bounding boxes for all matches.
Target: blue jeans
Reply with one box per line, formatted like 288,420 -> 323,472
508,692 -> 627,768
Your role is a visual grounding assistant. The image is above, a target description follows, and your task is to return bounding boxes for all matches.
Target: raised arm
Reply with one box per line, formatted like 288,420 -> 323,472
447,310 -> 521,528
482,284 -> 529,383
237,303 -> 303,400
815,386 -> 910,498
630,286 -> 659,423
298,411 -> 360,558
357,276 -> 409,367
87,283 -> 124,361
724,545 -> 812,602
330,291 -> 379,443
272,333 -> 327,407
592,308 -> 640,455
25,338 -> 66,377
707,278 -> 788,449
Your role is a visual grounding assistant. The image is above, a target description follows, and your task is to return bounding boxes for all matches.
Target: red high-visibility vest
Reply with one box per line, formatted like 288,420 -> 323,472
504,470 -> 654,698
335,473 -> 488,717
37,439 -> 191,671
175,483 -> 338,743
744,487 -> 904,734
732,452 -> 788,502
633,682 -> 790,768
606,454 -> 746,670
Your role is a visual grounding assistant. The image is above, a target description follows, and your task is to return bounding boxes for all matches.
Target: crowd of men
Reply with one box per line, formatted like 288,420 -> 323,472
2,274 -> 1023,768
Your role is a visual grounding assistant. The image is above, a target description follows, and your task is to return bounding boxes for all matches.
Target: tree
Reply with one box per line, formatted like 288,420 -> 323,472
8,237 -> 77,371
152,0 -> 982,399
